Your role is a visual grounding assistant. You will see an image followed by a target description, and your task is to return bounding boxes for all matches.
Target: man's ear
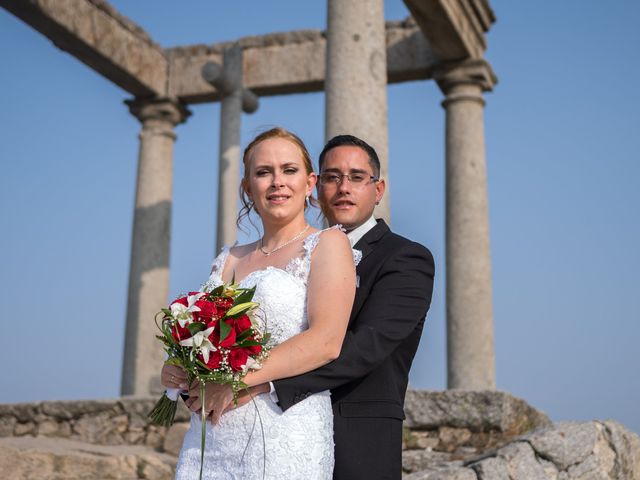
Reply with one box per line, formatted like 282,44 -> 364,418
375,178 -> 386,204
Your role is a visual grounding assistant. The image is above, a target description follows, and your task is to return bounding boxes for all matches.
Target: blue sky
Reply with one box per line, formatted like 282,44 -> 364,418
1,1 -> 639,433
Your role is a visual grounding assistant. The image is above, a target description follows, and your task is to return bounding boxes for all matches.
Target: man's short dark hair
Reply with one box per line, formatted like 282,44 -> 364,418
318,135 -> 381,176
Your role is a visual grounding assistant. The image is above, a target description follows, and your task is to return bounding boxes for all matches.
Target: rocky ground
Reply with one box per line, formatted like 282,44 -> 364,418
0,391 -> 638,479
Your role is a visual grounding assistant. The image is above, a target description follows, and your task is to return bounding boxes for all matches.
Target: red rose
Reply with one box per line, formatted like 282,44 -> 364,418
171,323 -> 191,342
213,296 -> 233,315
210,319 -> 236,348
171,296 -> 188,307
245,335 -> 263,355
230,315 -> 252,335
199,349 -> 223,370
194,299 -> 218,321
228,348 -> 249,372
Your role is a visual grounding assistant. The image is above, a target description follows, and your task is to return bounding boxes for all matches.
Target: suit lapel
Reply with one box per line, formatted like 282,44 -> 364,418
353,219 -> 389,263
350,220 -> 390,322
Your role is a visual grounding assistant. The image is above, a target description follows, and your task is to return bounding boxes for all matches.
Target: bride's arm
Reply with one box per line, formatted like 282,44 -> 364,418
244,228 -> 355,385
186,229 -> 355,421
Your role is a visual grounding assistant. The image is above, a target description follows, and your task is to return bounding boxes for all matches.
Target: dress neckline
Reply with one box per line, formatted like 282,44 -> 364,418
215,248 -> 302,286
210,225 -> 345,287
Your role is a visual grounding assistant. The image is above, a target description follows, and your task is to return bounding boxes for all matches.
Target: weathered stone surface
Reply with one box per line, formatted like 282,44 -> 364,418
439,426 -> 472,451
0,0 -> 167,96
404,466 -> 477,480
405,390 -> 551,433
404,429 -> 441,450
167,21 -> 438,104
163,422 -> 189,456
0,436 -> 174,480
0,403 -> 38,423
403,450 -> 459,474
538,458 -> 559,479
0,415 -> 16,436
403,0 -> 495,60
601,420 -> 640,479
526,421 -> 598,470
14,422 -> 35,436
498,441 -> 549,479
470,456 -> 510,480
567,453 -> 611,480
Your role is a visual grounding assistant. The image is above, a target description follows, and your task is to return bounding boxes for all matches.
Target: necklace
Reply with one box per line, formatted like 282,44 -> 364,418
259,224 -> 311,256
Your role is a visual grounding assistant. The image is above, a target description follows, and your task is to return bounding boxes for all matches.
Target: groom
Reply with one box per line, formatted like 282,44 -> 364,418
272,135 -> 435,479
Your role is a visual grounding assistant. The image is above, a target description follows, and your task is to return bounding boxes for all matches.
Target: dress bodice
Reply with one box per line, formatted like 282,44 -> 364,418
175,226 -> 359,480
200,226 -> 361,347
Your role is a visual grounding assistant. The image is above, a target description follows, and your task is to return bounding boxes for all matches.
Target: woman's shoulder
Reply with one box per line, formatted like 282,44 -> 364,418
210,242 -> 256,276
305,225 -> 350,256
228,241 -> 257,257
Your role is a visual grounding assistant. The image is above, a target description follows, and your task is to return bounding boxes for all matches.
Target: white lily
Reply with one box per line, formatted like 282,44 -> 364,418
242,356 -> 262,374
179,326 -> 217,363
171,292 -> 205,328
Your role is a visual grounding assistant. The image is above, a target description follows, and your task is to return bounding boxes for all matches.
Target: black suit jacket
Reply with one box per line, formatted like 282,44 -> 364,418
274,220 -> 435,479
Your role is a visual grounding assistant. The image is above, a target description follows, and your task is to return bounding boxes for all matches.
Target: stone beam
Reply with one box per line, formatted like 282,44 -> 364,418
166,19 -> 439,104
0,0 -> 167,96
402,0 -> 495,61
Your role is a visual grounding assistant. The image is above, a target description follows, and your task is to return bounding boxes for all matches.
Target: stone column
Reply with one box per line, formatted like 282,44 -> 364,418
436,59 -> 497,390
216,46 -> 243,252
202,45 -> 258,252
325,0 -> 390,222
121,97 -> 191,396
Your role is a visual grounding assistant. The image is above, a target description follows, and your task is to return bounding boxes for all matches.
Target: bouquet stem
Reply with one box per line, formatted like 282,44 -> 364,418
148,393 -> 177,427
199,381 -> 206,480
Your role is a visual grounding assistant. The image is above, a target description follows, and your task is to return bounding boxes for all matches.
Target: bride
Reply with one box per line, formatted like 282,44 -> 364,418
161,127 -> 356,479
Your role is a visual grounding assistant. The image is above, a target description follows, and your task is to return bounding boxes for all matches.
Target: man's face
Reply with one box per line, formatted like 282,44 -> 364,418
318,145 -> 385,231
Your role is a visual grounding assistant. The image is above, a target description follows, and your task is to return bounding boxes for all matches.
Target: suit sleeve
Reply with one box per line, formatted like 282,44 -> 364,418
273,242 -> 435,411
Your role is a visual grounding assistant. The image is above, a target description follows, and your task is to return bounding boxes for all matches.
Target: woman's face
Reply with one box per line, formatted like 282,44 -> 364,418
244,137 -> 316,225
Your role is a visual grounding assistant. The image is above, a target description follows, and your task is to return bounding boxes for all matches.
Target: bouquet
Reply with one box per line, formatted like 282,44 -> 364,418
149,282 -> 270,427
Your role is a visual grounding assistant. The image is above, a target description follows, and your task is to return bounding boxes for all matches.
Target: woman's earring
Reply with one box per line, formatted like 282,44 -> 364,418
305,195 -> 310,207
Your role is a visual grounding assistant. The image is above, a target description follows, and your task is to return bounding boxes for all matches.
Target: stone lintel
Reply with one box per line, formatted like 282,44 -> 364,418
167,20 -> 439,104
403,0 -> 495,61
434,58 -> 498,95
0,0 -> 168,96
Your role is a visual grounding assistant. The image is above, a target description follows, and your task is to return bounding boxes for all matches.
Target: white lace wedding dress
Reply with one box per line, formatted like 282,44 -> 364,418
175,228 -> 358,480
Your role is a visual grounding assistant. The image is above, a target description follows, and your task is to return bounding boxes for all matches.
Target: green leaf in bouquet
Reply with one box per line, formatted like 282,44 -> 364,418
161,308 -> 172,317
235,327 -> 254,343
225,301 -> 259,318
209,284 -> 225,297
233,286 -> 256,305
165,357 -> 183,367
236,339 -> 263,347
219,319 -> 231,342
187,322 -> 206,335
262,332 -> 271,343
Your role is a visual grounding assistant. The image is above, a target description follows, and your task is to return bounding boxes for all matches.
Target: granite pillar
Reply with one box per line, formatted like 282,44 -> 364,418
121,98 -> 190,396
325,0 -> 390,221
436,59 -> 497,390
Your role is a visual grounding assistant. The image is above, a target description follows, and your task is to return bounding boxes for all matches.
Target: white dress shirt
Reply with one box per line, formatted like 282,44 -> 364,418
346,214 -> 378,247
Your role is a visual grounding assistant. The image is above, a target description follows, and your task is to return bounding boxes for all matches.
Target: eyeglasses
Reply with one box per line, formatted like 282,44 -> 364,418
318,172 -> 379,186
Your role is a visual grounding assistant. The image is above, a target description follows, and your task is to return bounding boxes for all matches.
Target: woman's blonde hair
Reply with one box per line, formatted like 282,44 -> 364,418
237,127 -> 318,229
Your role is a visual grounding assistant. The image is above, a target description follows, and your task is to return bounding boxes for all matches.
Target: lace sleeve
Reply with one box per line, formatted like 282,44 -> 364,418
286,225 -> 352,283
210,246 -> 230,275
201,246 -> 230,291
